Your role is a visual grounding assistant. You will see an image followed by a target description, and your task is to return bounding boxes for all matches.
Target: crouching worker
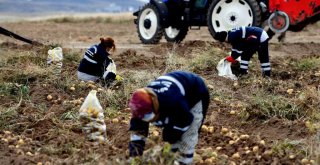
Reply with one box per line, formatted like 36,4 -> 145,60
77,37 -> 122,85
128,71 -> 210,165
214,26 -> 271,77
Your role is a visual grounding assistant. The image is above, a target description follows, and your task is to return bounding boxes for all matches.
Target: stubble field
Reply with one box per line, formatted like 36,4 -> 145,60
0,13 -> 320,164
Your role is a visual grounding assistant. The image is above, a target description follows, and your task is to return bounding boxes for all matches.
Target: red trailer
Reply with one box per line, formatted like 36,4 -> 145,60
268,0 -> 320,33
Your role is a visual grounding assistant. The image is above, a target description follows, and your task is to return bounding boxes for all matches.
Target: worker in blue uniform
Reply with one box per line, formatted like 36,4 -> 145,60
128,71 -> 210,165
214,26 -> 271,77
77,37 -> 121,84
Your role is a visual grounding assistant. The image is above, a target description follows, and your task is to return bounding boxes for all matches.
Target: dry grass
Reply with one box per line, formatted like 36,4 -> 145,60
0,37 -> 320,164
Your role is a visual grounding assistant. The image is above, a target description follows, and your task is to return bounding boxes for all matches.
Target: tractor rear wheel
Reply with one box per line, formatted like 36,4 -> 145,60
207,0 -> 262,39
137,3 -> 164,44
164,26 -> 189,43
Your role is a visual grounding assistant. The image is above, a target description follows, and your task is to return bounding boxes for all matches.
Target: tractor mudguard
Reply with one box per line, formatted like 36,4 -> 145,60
133,0 -> 169,26
150,0 -> 170,27
150,0 -> 169,27
133,10 -> 139,24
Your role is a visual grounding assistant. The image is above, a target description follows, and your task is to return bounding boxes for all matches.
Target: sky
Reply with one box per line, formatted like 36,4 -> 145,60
0,0 -> 148,15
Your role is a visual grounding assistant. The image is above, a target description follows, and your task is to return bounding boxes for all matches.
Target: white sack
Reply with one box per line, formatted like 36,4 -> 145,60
216,58 -> 238,80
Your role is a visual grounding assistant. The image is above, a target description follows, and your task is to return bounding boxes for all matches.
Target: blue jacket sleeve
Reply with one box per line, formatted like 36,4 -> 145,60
129,118 -> 149,157
230,44 -> 243,60
228,28 -> 243,60
84,46 -> 97,58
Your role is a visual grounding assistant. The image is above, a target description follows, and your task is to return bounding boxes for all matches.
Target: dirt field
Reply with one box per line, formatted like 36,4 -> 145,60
0,14 -> 320,165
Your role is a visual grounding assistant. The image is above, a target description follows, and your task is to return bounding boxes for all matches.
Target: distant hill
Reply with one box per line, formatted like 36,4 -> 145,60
0,0 -> 147,16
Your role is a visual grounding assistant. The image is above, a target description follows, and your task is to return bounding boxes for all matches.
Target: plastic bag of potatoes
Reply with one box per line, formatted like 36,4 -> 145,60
79,90 -> 106,142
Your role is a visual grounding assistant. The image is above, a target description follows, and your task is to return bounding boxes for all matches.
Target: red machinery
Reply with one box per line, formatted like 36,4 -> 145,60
268,0 -> 320,33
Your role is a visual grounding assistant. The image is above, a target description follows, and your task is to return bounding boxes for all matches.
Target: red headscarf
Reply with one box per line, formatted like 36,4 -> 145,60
129,88 -> 155,119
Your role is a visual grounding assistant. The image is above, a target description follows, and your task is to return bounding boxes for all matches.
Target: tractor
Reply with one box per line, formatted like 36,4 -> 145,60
133,0 -> 320,44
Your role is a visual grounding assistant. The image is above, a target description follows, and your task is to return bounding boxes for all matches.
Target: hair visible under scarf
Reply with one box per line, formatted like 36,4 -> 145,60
100,37 -> 116,52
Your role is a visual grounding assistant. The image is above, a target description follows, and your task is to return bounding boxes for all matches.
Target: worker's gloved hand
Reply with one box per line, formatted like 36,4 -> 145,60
225,56 -> 237,64
115,75 -> 123,81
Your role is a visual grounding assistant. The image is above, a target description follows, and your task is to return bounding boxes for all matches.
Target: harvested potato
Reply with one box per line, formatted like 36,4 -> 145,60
75,100 -> 82,105
97,88 -> 104,92
215,146 -> 222,151
152,130 -> 159,137
121,120 -> 129,124
47,95 -> 53,101
17,139 -> 25,145
70,86 -> 75,91
79,81 -> 86,88
207,126 -> 214,133
213,97 -> 221,102
87,84 -> 96,89
229,161 -> 236,165
245,150 -> 251,154
233,82 -> 239,87
252,146 -> 259,153
207,84 -> 214,90
301,158 -> 309,164
92,110 -> 99,118
229,140 -> 235,145
87,80 -> 95,84
240,134 -> 250,140
221,127 -> 229,134
79,97 -> 84,102
287,89 -> 294,94
204,157 -> 215,163
26,151 -> 33,156
201,125 -> 208,132
4,131 -> 11,135
232,152 -> 240,159
112,118 -> 119,123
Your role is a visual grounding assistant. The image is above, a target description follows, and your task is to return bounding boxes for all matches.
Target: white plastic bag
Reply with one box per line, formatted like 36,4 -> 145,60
216,58 -> 238,80
103,58 -> 117,79
47,47 -> 63,64
47,47 -> 63,76
102,57 -> 121,81
106,58 -> 116,74
79,90 -> 107,142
